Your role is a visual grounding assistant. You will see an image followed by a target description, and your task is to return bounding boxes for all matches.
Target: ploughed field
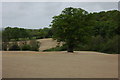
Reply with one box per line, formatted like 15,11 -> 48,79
2,51 -> 118,78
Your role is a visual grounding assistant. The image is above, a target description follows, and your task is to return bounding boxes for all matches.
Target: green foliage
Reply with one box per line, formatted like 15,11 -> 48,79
87,36 -> 105,51
2,27 -> 53,42
25,27 -> 53,39
50,9 -> 120,54
101,35 -> 119,54
74,35 -> 119,54
2,7 -> 120,54
51,7 -> 92,52
21,44 -> 31,51
91,10 -> 120,38
2,27 -> 29,42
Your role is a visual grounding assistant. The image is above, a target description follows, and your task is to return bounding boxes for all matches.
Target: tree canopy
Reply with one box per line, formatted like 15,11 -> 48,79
51,7 -> 92,52
2,7 -> 120,54
2,27 -> 53,42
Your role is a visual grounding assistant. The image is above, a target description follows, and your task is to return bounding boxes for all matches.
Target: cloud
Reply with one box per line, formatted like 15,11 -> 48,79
2,2 -> 118,29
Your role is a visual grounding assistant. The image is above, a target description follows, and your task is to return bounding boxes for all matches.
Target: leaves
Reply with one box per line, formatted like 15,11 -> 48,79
51,7 -> 92,52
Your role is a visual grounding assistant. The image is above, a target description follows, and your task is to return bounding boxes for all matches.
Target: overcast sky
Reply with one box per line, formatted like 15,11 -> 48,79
2,2 -> 118,29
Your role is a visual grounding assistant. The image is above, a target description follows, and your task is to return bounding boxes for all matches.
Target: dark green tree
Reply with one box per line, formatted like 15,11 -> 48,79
51,7 -> 91,52
2,27 -> 30,41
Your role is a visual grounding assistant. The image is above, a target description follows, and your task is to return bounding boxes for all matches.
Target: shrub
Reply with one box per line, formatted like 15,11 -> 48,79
101,35 -> 119,54
29,40 -> 40,51
88,36 -> 105,51
8,40 -> 40,51
76,35 -> 119,54
74,36 -> 105,51
9,43 -> 20,51
43,44 -> 67,51
2,42 -> 8,51
21,44 -> 31,51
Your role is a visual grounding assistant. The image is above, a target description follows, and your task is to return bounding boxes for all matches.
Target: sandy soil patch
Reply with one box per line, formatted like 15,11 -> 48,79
2,51 -> 118,78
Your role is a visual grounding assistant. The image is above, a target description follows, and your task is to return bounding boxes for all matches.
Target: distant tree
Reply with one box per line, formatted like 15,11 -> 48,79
51,7 -> 92,52
91,10 -> 120,38
2,27 -> 12,42
2,27 -> 30,41
42,27 -> 53,38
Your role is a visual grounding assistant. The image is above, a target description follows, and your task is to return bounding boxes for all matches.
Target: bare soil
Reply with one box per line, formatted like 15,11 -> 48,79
37,38 -> 59,51
2,51 -> 118,78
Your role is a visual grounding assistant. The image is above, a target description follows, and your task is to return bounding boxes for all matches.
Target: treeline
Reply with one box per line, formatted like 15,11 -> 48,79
46,9 -> 120,54
83,10 -> 120,54
2,27 -> 53,42
2,8 -> 120,54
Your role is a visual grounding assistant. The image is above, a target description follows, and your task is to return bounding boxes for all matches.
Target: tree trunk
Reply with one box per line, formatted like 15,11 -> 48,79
67,43 -> 74,53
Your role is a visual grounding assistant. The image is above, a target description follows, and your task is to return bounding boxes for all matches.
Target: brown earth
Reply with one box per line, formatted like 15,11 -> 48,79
0,51 -> 2,79
37,38 -> 63,51
8,38 -> 62,51
2,51 -> 118,78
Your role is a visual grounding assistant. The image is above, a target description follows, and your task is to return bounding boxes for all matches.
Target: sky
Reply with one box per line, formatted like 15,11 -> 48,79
2,2 -> 118,29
